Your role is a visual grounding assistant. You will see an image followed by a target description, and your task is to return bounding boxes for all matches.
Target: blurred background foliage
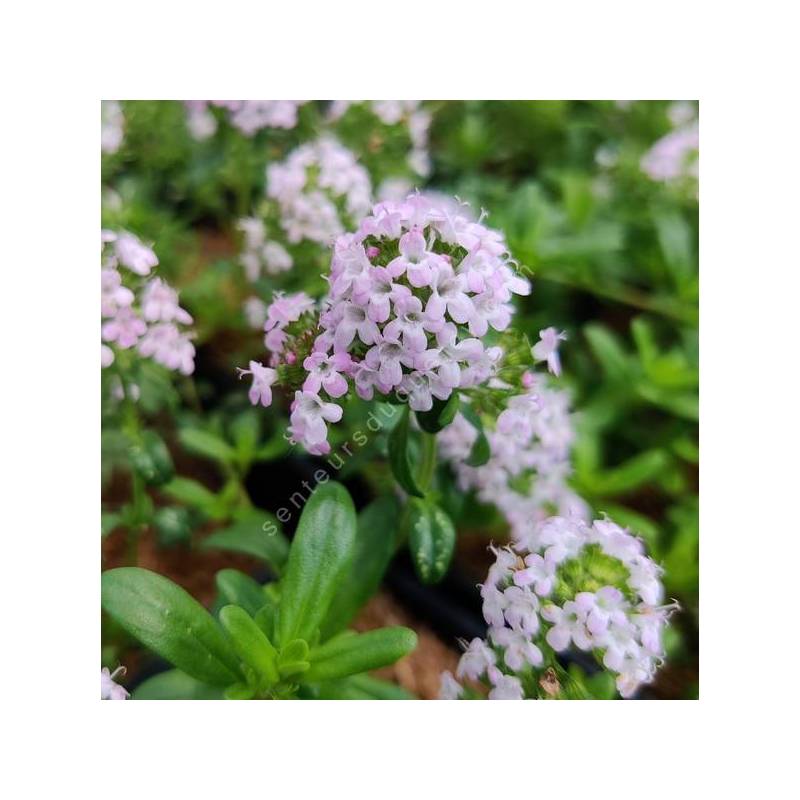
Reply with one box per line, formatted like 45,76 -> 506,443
102,100 -> 698,697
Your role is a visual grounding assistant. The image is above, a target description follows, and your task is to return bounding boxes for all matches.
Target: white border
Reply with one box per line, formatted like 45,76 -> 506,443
4,1 -> 799,796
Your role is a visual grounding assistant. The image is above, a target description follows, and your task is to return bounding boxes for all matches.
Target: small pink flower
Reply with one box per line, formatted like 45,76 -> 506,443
102,307 -> 146,349
114,232 -> 158,275
532,327 -> 567,376
237,361 -> 278,407
302,352 -> 353,398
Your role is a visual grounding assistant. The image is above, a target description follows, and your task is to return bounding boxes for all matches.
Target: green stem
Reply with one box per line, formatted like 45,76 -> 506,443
115,362 -> 147,565
127,471 -> 146,565
418,430 -> 437,492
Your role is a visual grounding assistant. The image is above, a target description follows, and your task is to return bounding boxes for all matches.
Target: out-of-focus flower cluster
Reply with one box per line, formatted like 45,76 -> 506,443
238,193 -> 532,455
329,100 -> 433,177
101,230 -> 195,376
101,101 -> 124,155
641,101 -> 699,185
438,371 -> 588,532
440,514 -> 675,700
184,100 -> 306,140
237,217 -> 294,283
266,136 -> 372,245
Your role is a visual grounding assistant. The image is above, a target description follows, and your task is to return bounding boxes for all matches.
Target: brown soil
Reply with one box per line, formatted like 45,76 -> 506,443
102,526 -> 263,606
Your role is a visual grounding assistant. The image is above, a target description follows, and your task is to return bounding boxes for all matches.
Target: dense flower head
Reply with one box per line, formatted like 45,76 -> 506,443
267,137 -> 372,245
184,100 -> 305,139
440,514 -> 675,700
238,193 -> 532,455
100,230 -> 195,375
438,373 -> 588,533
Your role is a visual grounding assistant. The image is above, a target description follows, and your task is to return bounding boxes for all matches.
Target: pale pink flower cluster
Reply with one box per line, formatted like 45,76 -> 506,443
641,102 -> 699,184
239,194 -> 531,455
329,100 -> 432,176
438,373 -> 588,536
101,666 -> 129,700
267,136 -> 372,245
101,230 -> 195,375
184,100 -> 305,139
440,515 -> 674,700
101,101 -> 124,155
237,217 -> 294,282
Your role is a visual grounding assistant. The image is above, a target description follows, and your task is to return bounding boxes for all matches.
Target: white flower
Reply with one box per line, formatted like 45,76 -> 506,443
480,584 -> 508,627
456,638 -> 495,681
532,327 -> 567,376
101,666 -> 129,700
502,585 -> 540,635
438,671 -> 464,700
114,232 -> 159,276
490,626 -> 543,670
487,669 -> 524,700
287,390 -> 343,455
238,361 -> 278,407
513,552 -> 556,596
541,599 -> 593,652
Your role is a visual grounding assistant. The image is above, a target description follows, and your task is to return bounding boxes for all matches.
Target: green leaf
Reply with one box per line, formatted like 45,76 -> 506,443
131,669 -> 224,700
305,627 -> 417,682
225,683 -> 256,700
630,317 -> 659,367
653,209 -> 693,278
314,674 -> 415,700
584,450 -> 671,496
162,477 -> 221,516
321,495 -> 401,638
200,512 -> 289,574
229,409 -> 260,465
178,428 -> 236,465
415,394 -> 460,434
387,405 -> 424,497
459,404 -> 491,467
278,639 -> 311,678
101,568 -> 241,686
219,605 -> 280,685
584,325 -> 633,381
215,569 -> 267,616
407,500 -> 456,584
255,430 -> 291,462
277,481 -> 357,646
254,600 -> 278,642
101,512 -> 121,538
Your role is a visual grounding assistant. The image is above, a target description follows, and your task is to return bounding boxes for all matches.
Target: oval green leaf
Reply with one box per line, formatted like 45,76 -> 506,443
407,500 -> 456,584
277,481 -> 357,646
219,605 -> 280,685
305,626 -> 417,683
201,512 -> 289,574
215,569 -> 268,617
101,568 -> 241,686
321,495 -> 401,638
